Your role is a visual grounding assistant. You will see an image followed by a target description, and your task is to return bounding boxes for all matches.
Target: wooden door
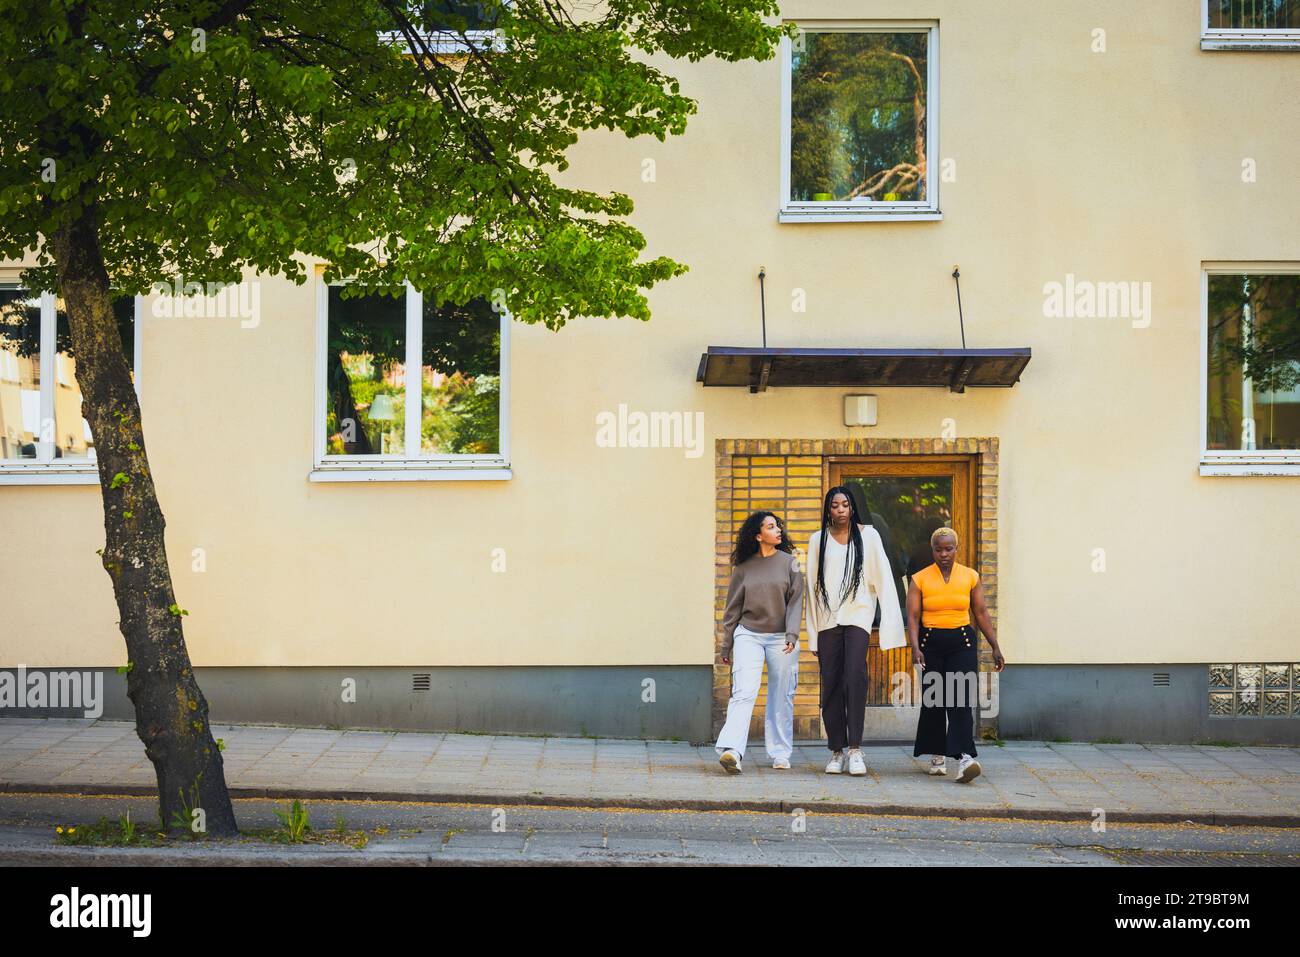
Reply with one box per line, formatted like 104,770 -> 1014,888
749,457 -> 975,741
832,458 -> 975,709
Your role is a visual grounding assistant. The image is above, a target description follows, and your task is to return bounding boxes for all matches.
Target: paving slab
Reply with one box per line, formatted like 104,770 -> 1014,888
0,717 -> 1296,826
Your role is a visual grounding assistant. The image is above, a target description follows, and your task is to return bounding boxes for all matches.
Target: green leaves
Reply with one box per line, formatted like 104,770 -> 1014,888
274,799 -> 311,842
0,0 -> 784,326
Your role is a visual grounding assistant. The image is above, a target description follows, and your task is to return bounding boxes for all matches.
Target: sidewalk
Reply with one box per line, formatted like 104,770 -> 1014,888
2,717 -> 1297,826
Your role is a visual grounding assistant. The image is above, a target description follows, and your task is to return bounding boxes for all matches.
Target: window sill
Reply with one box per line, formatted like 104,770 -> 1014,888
1201,36 -> 1300,51
779,207 -> 942,224
1200,460 -> 1300,476
0,469 -> 99,486
309,466 -> 512,483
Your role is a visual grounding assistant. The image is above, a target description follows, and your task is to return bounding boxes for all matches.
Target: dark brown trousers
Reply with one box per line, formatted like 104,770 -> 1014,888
817,624 -> 870,752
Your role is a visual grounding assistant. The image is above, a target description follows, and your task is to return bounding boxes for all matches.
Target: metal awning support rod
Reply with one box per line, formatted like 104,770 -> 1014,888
952,266 -> 967,349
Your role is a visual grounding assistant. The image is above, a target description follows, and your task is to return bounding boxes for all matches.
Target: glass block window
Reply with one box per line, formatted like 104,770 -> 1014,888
1209,663 -> 1298,718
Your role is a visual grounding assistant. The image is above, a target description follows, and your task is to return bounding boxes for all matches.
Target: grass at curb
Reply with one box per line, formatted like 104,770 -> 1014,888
54,806 -> 378,850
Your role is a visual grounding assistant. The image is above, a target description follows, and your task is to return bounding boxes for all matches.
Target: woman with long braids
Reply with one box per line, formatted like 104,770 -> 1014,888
908,526 -> 1005,783
805,487 -> 906,776
715,511 -> 805,774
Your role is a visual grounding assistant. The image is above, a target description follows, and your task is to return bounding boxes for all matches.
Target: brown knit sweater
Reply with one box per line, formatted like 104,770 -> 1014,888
720,550 -> 805,654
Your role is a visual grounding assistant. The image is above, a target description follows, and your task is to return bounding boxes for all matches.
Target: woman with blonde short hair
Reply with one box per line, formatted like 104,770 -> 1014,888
907,526 -> 1005,783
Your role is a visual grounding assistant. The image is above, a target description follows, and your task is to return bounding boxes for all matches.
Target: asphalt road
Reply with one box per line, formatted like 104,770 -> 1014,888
1,792 -> 1297,866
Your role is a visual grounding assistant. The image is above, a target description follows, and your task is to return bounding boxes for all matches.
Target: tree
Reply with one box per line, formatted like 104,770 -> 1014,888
0,0 -> 786,835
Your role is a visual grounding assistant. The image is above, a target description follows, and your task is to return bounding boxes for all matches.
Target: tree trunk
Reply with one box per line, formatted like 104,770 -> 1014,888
330,350 -> 374,454
52,205 -> 238,837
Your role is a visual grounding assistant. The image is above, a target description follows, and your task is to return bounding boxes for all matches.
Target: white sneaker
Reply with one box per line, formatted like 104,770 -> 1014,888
927,755 -> 947,776
772,757 -> 791,770
719,749 -> 742,774
825,751 -> 844,774
847,750 -> 867,776
956,754 -> 982,783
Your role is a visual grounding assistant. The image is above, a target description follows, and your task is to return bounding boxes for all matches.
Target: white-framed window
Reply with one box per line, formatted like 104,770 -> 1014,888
780,20 -> 940,223
311,277 -> 510,482
1202,0 -> 1300,50
379,0 -> 507,53
1201,264 -> 1300,475
0,284 -> 142,485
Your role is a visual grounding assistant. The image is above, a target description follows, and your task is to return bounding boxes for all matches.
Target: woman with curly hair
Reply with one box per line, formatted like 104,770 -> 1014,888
715,510 -> 805,774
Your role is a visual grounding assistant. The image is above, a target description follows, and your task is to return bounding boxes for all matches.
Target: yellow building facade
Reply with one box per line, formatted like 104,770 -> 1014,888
2,2 -> 1298,743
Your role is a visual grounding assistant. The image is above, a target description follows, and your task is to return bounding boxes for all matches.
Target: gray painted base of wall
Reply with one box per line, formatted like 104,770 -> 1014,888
998,665 -> 1299,745
4,664 -> 1296,745
0,666 -> 715,744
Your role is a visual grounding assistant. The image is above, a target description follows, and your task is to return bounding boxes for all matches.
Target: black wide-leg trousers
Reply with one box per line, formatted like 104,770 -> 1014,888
912,624 -> 979,759
817,624 -> 870,752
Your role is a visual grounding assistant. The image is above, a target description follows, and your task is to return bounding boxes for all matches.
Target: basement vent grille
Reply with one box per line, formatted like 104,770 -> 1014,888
1153,672 -> 1171,687
412,673 -> 432,693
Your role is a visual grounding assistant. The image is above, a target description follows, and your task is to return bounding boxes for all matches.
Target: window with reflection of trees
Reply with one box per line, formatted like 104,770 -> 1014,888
0,286 -> 134,462
790,30 -> 929,203
1207,273 -> 1300,452
413,0 -> 500,31
1207,0 -> 1300,29
324,286 -> 501,459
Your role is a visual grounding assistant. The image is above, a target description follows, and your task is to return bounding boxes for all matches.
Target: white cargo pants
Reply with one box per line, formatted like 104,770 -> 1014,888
714,625 -> 798,762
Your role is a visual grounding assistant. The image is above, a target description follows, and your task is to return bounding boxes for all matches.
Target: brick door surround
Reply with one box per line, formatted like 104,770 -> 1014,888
713,438 -> 1000,741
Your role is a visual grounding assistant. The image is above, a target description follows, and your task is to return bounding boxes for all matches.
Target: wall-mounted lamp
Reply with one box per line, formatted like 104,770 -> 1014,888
844,394 -> 878,427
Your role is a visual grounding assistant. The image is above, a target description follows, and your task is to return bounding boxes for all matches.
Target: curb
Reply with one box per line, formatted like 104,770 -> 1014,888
0,846 -> 712,867
4,781 -> 1297,829
0,844 -> 663,867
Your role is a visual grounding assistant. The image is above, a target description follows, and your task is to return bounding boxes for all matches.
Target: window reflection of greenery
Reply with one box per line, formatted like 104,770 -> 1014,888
0,290 -> 134,459
0,291 -> 42,459
408,0 -> 501,32
325,286 -> 405,456
847,475 -> 954,619
791,31 -> 927,202
1209,0 -> 1300,30
0,290 -> 133,368
419,296 -> 499,455
1207,274 -> 1300,451
325,287 -> 499,456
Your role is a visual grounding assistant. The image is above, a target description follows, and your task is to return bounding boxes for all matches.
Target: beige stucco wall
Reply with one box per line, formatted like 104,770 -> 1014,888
2,0 -> 1298,669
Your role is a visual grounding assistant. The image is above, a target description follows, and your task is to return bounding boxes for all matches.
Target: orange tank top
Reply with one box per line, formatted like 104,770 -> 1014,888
913,562 -> 979,628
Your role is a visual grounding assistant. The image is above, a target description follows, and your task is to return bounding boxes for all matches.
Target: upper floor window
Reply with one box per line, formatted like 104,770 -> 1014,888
1203,266 -> 1300,474
780,21 -> 940,223
312,279 -> 509,481
1202,1 -> 1300,50
0,284 -> 139,482
380,0 -> 506,53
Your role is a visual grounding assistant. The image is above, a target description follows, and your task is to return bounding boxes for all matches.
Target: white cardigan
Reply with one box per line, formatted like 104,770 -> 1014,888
804,524 -> 906,653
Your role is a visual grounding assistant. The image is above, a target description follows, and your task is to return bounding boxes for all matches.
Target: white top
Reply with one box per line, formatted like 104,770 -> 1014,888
804,524 -> 906,653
